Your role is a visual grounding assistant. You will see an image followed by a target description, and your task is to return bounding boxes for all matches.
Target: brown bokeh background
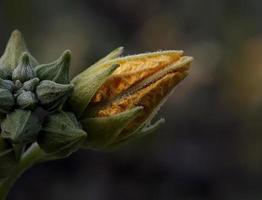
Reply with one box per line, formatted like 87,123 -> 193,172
1,0 -> 262,199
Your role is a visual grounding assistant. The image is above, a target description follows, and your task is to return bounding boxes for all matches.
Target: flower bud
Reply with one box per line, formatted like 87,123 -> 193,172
71,50 -> 193,149
36,80 -> 73,111
0,89 -> 15,114
38,112 -> 87,158
14,80 -> 23,90
12,53 -> 36,83
1,109 -> 41,144
22,78 -> 40,91
35,50 -> 71,84
0,78 -> 15,92
0,30 -> 38,79
17,91 -> 38,110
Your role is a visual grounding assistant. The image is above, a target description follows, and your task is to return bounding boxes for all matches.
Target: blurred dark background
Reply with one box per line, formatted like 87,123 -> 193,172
1,0 -> 262,199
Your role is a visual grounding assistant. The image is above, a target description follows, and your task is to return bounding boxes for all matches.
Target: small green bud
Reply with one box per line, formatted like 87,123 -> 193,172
36,80 -> 73,111
0,30 -> 38,78
35,50 -> 71,84
38,112 -> 87,158
0,136 -> 17,180
1,109 -> 41,144
17,91 -> 38,110
22,78 -> 40,91
69,64 -> 119,117
14,80 -> 23,90
12,53 -> 36,82
0,78 -> 15,92
80,107 -> 143,150
0,89 -> 15,114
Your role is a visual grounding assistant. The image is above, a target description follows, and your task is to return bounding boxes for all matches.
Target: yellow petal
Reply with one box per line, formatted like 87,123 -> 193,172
90,50 -> 184,105
96,71 -> 188,137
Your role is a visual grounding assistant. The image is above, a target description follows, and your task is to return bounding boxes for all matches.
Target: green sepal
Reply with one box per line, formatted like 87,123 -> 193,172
0,78 -> 15,92
69,64 -> 119,117
0,30 -> 38,78
139,118 -> 165,135
106,118 -> 165,151
0,88 -> 15,114
1,109 -> 41,144
17,91 -> 38,110
36,80 -> 73,111
12,52 -> 36,82
0,136 -> 17,180
35,50 -> 71,84
80,106 -> 143,150
38,111 -> 87,158
92,47 -> 123,68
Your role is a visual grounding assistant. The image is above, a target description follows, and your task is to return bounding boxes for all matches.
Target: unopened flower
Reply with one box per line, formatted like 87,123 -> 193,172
70,49 -> 193,150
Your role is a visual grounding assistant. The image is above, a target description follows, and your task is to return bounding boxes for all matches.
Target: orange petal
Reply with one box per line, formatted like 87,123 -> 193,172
96,71 -> 188,136
90,51 -> 184,105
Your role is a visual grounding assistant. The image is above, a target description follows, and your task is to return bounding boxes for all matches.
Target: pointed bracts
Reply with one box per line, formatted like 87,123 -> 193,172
35,50 -> 71,84
1,109 -> 41,144
12,53 -> 36,82
36,80 -> 73,111
0,30 -> 38,79
38,112 -> 87,158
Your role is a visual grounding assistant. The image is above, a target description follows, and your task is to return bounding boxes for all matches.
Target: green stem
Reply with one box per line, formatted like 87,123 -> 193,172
0,143 -> 45,200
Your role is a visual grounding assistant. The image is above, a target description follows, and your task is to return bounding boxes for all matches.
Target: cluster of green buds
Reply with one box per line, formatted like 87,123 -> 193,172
0,30 -> 192,186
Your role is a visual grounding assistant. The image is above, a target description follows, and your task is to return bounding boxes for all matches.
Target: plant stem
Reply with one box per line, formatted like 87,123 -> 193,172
0,143 -> 45,200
